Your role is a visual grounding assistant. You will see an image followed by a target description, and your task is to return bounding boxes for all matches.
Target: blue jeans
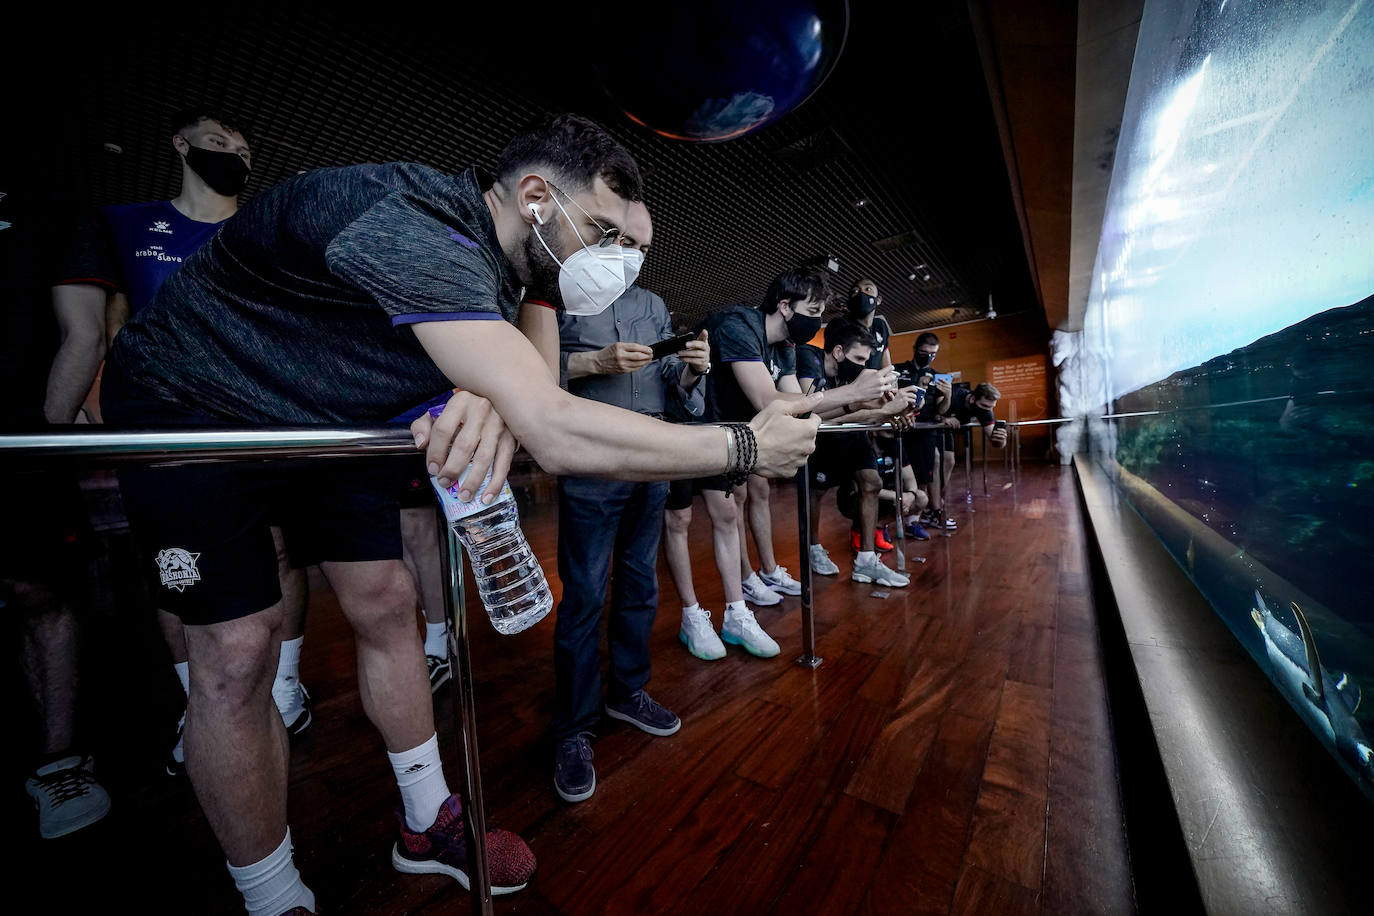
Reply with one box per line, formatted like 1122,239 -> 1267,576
552,476 -> 670,741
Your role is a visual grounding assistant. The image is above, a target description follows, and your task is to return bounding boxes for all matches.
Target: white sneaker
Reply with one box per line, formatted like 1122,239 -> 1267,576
809,545 -> 839,576
721,608 -> 781,658
25,755 -> 111,839
758,565 -> 802,595
679,607 -> 727,661
852,556 -> 910,587
741,574 -> 782,606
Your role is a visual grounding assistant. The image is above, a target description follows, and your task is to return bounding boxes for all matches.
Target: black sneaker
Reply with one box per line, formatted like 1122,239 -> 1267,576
605,690 -> 681,737
167,710 -> 186,777
427,654 -> 452,693
281,683 -> 313,735
553,733 -> 595,803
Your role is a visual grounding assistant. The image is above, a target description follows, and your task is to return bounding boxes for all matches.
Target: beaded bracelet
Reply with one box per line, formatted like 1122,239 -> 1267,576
723,422 -> 758,488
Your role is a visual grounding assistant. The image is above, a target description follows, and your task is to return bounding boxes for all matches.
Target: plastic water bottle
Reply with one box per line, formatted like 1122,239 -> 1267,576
429,462 -> 552,636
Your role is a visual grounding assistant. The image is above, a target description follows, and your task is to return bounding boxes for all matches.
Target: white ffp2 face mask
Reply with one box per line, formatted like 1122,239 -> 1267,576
531,193 -> 642,316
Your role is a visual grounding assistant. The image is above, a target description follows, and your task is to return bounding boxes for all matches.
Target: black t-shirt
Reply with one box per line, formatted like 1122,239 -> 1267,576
106,164 -> 522,424
796,344 -> 827,391
862,315 -> 892,369
702,305 -> 796,422
950,386 -> 995,427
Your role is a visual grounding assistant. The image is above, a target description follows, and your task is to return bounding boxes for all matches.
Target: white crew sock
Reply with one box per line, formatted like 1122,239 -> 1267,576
277,636 -> 303,683
725,600 -> 749,620
388,734 -> 451,832
856,551 -> 877,566
681,602 -> 701,616
423,621 -> 448,658
173,661 -> 191,696
226,829 -> 316,916
273,636 -> 304,719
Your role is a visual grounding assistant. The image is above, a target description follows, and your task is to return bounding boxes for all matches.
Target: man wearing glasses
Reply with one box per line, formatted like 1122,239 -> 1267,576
550,201 -> 713,803
100,113 -> 819,915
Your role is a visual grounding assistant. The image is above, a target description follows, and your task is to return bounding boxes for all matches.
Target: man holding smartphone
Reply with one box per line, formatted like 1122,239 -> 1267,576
552,210 -> 712,804
949,382 -> 1009,447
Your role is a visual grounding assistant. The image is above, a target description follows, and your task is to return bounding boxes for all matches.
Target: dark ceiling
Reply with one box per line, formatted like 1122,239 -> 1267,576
17,4 -> 1038,336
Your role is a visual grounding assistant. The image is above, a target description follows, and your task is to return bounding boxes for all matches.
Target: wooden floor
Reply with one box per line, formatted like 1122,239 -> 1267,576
7,463 -> 1134,914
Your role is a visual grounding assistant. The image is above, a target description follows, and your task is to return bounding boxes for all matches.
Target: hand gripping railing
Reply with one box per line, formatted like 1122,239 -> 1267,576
0,427 -> 500,915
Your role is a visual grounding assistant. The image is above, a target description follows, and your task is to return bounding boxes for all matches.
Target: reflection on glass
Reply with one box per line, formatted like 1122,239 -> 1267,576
1079,0 -> 1374,798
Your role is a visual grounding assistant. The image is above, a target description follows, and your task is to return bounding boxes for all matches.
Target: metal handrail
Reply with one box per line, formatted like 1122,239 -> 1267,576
0,427 -> 497,914
0,427 -> 418,463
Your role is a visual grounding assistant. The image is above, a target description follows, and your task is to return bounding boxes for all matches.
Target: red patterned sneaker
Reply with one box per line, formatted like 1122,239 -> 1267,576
392,793 -> 535,894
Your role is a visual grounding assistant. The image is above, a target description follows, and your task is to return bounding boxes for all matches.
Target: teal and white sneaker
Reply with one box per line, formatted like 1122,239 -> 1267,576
679,606 -> 727,661
721,608 -> 781,658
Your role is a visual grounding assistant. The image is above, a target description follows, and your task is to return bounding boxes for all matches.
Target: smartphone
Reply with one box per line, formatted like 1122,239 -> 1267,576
994,419 -> 1008,430
649,333 -> 697,361
934,372 -> 954,386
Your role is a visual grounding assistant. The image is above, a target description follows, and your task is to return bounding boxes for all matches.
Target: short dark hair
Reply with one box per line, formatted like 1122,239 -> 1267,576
495,113 -> 642,201
973,382 -> 1000,401
170,108 -> 245,139
915,331 -> 940,349
761,266 -> 830,314
823,317 -> 875,353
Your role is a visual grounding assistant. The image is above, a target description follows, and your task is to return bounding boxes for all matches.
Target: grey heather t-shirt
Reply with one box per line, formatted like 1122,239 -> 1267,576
107,164 -> 522,424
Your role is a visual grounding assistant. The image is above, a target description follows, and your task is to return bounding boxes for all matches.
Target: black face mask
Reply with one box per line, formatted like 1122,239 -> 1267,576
184,144 -> 250,197
913,350 -> 935,369
836,358 -> 865,384
784,310 -> 822,345
848,291 -> 877,316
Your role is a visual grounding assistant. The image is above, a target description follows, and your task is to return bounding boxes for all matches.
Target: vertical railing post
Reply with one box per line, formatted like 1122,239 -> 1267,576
964,425 -> 974,507
795,461 -> 821,669
436,504 -> 494,915
981,425 -> 990,497
893,429 -> 907,573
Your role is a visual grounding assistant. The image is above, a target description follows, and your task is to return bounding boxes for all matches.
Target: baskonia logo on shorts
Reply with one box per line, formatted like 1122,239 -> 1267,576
156,547 -> 202,592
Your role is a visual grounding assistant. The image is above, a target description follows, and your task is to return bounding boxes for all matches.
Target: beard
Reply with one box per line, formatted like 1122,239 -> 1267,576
520,223 -> 566,308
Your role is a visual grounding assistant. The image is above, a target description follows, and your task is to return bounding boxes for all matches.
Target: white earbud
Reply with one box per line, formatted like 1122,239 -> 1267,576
528,202 -> 544,225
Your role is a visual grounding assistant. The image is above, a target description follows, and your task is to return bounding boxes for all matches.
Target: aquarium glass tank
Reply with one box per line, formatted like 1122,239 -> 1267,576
1080,0 -> 1374,798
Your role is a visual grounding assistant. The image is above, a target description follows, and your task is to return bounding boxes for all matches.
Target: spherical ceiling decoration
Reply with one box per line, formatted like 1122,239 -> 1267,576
598,1 -> 849,143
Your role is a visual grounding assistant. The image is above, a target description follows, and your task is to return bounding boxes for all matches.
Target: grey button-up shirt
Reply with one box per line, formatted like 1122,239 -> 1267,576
558,285 -> 705,418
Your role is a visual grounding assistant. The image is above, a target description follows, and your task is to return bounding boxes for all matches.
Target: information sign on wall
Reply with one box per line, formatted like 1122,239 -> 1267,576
987,356 -> 1049,421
